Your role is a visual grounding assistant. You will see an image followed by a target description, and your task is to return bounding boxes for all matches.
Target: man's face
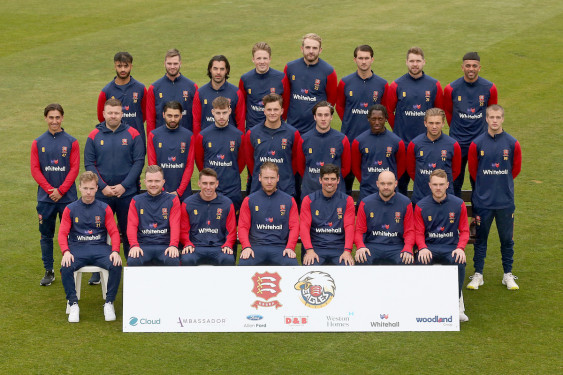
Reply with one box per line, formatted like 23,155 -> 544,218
486,109 -> 504,134
314,106 -> 333,132
425,115 -> 444,138
376,171 -> 397,199
264,101 -> 283,124
368,110 -> 386,134
320,173 -> 340,196
252,50 -> 271,74
406,53 -> 425,77
45,110 -> 63,134
259,167 -> 279,194
198,175 -> 219,199
301,38 -> 321,64
212,106 -> 231,128
165,56 -> 181,78
79,180 -> 98,204
103,105 -> 123,129
429,175 -> 449,201
164,108 -> 182,129
462,59 -> 481,82
114,61 -> 132,80
210,61 -> 227,85
354,50 -> 373,73
145,171 -> 165,196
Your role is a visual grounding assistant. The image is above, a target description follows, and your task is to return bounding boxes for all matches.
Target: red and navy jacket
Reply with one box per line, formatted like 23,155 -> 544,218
336,71 -> 388,143
355,192 -> 415,254
180,193 -> 236,249
146,74 -> 198,134
300,190 -> 355,253
469,131 -> 521,209
195,124 -> 245,202
58,199 -> 120,253
192,81 -> 245,136
238,189 -> 299,250
443,77 -> 498,154
84,122 -> 145,198
127,192 -> 181,248
296,128 -> 351,200
351,129 -> 406,201
147,125 -> 195,200
238,68 -> 287,131
407,133 -> 461,203
386,72 -> 443,144
283,58 -> 337,134
31,129 -> 80,204
414,194 -> 469,251
244,123 -> 301,196
97,77 -> 147,145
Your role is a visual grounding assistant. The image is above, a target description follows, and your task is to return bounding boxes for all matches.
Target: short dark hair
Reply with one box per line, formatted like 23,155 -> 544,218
114,52 -> 133,64
262,93 -> 283,107
207,55 -> 230,80
320,164 -> 340,178
354,45 -> 373,58
200,168 -> 218,180
312,101 -> 334,116
367,104 -> 388,119
212,96 -> 230,109
463,52 -> 480,61
44,103 -> 64,117
163,101 -> 183,113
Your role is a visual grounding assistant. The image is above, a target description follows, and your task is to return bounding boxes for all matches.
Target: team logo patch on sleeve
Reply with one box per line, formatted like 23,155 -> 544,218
95,216 -> 101,227
449,212 -> 455,223
294,271 -> 336,309
162,208 -> 168,219
133,92 -> 138,103
330,148 -> 336,158
503,149 -> 509,160
395,212 -> 401,223
61,146 -> 67,157
373,91 -> 378,102
337,207 -> 343,219
270,87 -> 276,93
122,139 -> 128,146
181,142 -> 186,153
281,138 -> 287,150
386,146 -> 393,157
441,150 -> 447,161
280,205 -> 286,216
479,95 -> 485,106
425,90 -> 431,102
183,91 -> 189,101
229,140 -> 236,152
314,79 -> 321,92
216,208 -> 222,220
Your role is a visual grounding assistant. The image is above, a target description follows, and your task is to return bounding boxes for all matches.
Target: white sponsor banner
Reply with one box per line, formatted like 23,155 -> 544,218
123,266 -> 459,332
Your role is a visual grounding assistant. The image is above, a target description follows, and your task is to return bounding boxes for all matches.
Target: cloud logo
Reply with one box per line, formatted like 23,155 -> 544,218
129,317 -> 139,326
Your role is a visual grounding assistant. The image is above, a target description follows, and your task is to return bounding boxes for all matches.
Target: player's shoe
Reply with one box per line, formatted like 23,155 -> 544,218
88,272 -> 101,285
68,303 -> 79,323
502,273 -> 519,290
104,302 -> 116,321
40,270 -> 55,286
459,294 -> 469,322
466,272 -> 484,290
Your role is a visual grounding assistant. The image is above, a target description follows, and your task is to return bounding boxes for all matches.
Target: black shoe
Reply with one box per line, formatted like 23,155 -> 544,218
88,272 -> 101,285
40,270 -> 55,286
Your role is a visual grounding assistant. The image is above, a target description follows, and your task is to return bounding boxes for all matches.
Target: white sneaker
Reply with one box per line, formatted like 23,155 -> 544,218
466,272 -> 484,290
104,302 -> 116,321
502,273 -> 519,290
68,303 -> 79,323
459,294 -> 469,322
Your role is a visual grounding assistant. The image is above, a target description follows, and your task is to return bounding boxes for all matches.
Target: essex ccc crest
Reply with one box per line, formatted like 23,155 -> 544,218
503,149 -> 509,160
162,208 -> 168,219
281,138 -> 287,150
337,207 -> 343,219
294,271 -> 336,309
395,212 -> 401,223
441,149 -> 447,161
330,148 -> 336,158
251,272 -> 282,309
314,78 -> 321,91
386,146 -> 392,157
280,204 -> 286,216
230,140 -> 235,152
216,208 -> 222,220
183,90 -> 189,101
425,90 -> 431,102
449,212 -> 455,223
180,142 -> 186,153
61,146 -> 67,157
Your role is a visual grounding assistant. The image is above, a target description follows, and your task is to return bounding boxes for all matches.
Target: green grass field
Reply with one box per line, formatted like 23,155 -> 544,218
1,0 -> 562,373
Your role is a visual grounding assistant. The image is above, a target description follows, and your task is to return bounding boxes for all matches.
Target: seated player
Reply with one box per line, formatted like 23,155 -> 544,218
238,162 -> 299,265
180,168 -> 236,265
354,171 -> 414,265
299,164 -> 355,266
58,171 -> 122,323
126,166 -> 181,266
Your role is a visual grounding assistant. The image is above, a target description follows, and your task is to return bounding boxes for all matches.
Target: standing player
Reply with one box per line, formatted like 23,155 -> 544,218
59,171 -> 122,323
466,105 -> 521,290
146,49 -> 198,133
414,169 -> 469,322
351,104 -> 405,201
407,108 -> 461,204
283,33 -> 337,134
355,171 -> 415,265
192,55 -> 245,135
386,47 -> 443,195
97,52 -> 147,145
296,101 -> 351,200
238,42 -> 287,131
126,166 -> 181,266
300,164 -> 355,266
180,168 -> 237,266
31,104 -> 80,286
238,163 -> 299,266
147,101 -> 195,202
245,93 -> 301,197
443,52 -> 498,197
195,97 -> 245,213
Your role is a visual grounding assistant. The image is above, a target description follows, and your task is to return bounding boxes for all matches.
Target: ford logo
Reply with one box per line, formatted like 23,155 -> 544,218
246,315 -> 263,321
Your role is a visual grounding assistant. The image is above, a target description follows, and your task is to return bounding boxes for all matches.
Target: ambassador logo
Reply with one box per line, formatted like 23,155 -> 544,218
294,271 -> 336,309
251,272 -> 282,309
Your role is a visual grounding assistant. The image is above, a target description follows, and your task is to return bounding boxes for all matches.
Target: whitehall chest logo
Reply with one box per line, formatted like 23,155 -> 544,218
294,271 -> 336,309
251,272 -> 282,309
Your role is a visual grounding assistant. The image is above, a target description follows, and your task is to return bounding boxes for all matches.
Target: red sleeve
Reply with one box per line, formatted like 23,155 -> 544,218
457,203 -> 469,250
407,141 -> 416,180
105,205 -> 121,252
147,131 -> 157,165
141,87 -> 148,122
176,135 -> 195,196
238,197 -> 251,249
58,207 -> 72,253
396,140 -> 406,178
434,81 -> 444,110
282,67 -> 290,118
386,81 -> 398,129
244,131 -> 255,176
402,203 -> 415,254
235,90 -> 246,133
291,131 -> 302,175
168,196 -> 181,247
238,78 -> 247,101
452,142 -> 462,181
351,139 -> 362,181
443,84 -> 453,125
97,91 -> 107,123
354,201 -> 367,249
335,79 -> 346,120
192,91 -> 202,136
238,134 -> 246,173
326,70 -> 338,106
488,84 -> 498,105
146,85 -> 156,135
222,204 -> 237,249
512,141 -> 522,179
180,202 -> 193,247
126,198 -> 140,248
30,140 -> 55,194
414,204 -> 428,250
341,137 -> 351,177
286,198 -> 300,250
295,136 -> 305,177
468,142 -> 478,181
299,196 -> 313,250
343,196 -> 355,252
194,133 -> 204,171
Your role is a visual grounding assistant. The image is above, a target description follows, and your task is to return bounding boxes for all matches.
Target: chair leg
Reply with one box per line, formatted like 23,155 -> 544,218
74,271 -> 82,300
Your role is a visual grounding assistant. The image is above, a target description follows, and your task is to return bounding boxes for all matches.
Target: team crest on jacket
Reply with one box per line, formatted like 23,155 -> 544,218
95,216 -> 101,227
503,149 -> 509,160
133,92 -> 138,103
162,208 -> 168,219
479,95 -> 485,106
38,214 -> 43,224
270,87 -> 276,93
230,140 -> 235,152
216,208 -> 222,220
280,205 -> 286,216
337,207 -> 343,219
122,138 -> 128,146
183,91 -> 189,101
281,138 -> 287,150
449,212 -> 455,223
251,272 -> 282,309
180,142 -> 186,153
441,149 -> 447,161
395,212 -> 401,223
314,79 -> 321,91
330,148 -> 336,158
425,90 -> 431,102
386,146 -> 393,157
475,215 -> 481,226
373,91 -> 379,102
61,146 -> 67,157
294,271 -> 336,309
